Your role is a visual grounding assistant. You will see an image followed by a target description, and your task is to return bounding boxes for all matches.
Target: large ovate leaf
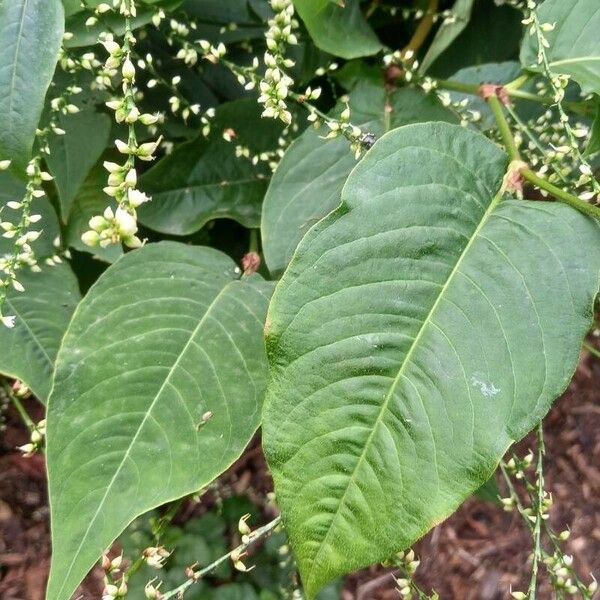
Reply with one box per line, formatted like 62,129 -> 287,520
293,0 -> 381,59
46,105 -> 111,218
46,242 -> 273,600
262,122 -> 600,598
520,0 -> 600,95
0,0 -> 64,171
139,99 -> 283,236
261,84 -> 457,275
0,263 -> 80,402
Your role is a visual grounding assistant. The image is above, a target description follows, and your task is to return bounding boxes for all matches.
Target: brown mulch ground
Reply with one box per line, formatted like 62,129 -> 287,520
0,348 -> 598,600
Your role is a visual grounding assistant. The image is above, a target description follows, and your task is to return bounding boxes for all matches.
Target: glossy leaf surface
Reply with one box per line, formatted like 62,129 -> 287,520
292,0 -> 381,59
0,0 -> 64,171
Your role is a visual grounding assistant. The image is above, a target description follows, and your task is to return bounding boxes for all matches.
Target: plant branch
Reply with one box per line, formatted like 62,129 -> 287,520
527,423 -> 545,600
403,0 -> 439,56
486,94 -> 521,161
486,92 -> 600,219
434,79 -> 591,116
521,169 -> 600,220
160,516 -> 281,600
583,341 -> 600,360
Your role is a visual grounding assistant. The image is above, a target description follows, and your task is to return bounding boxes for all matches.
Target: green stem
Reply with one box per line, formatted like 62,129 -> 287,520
521,169 -> 600,220
504,73 -> 531,91
583,341 -> 600,359
486,92 -> 600,220
249,229 -> 259,253
434,79 -> 591,116
527,423 -> 545,600
160,516 -> 281,600
435,78 -> 480,95
486,94 -> 521,161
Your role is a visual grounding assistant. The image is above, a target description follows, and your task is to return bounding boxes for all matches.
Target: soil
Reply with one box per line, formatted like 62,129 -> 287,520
1,347 -> 598,600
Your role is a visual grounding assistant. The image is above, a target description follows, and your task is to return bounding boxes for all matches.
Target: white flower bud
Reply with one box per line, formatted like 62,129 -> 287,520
0,160 -> 11,170
115,207 -> 137,236
114,139 -> 131,154
82,230 -> 101,247
139,113 -> 159,125
128,189 -> 150,207
122,57 -> 136,80
101,40 -> 121,56
125,169 -> 137,187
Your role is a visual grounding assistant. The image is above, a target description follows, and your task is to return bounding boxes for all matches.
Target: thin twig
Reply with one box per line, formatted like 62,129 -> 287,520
160,516 -> 281,599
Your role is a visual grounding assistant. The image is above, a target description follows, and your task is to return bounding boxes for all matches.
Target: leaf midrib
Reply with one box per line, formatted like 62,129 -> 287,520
6,0 -> 29,138
306,183 -> 506,588
55,280 -> 235,597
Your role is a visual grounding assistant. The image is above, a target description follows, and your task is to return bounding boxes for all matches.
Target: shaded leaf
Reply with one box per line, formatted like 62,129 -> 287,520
261,84 -> 457,275
46,106 -> 111,218
139,99 -> 283,235
0,263 -> 80,402
263,122 -> 600,598
64,161 -> 123,263
585,101 -> 600,157
420,0 -> 474,74
64,0 -> 182,48
0,171 -> 61,259
0,0 -> 64,171
520,0 -> 600,95
46,242 -> 273,600
293,0 -> 381,59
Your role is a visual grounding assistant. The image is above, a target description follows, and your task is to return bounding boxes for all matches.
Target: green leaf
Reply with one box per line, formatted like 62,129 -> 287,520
262,122 -> 600,598
585,101 -> 600,157
46,242 -> 273,600
474,474 -> 501,504
64,161 -> 123,263
0,0 -> 64,171
261,84 -> 457,275
293,0 -> 381,59
0,263 -> 80,402
46,106 -> 111,218
139,99 -> 283,236
520,0 -> 600,95
420,0 -> 474,74
0,172 -> 61,259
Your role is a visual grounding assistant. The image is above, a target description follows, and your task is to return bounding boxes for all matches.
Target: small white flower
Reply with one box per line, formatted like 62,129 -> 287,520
128,189 -> 150,207
115,207 -> 137,236
1,315 -> 16,328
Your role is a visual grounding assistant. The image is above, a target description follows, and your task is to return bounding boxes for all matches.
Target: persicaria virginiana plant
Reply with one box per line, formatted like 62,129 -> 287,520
0,0 -> 599,598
